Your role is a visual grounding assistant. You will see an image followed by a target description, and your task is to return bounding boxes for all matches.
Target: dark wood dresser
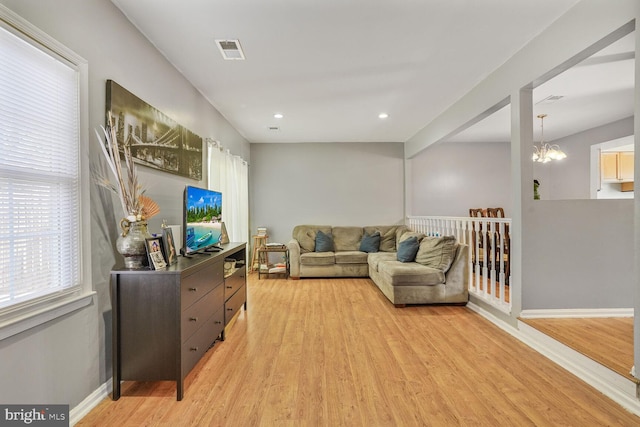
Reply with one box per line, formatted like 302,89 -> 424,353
110,242 -> 246,400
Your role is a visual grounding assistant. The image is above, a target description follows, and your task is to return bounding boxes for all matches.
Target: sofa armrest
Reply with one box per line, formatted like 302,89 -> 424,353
444,244 -> 469,296
287,239 -> 301,279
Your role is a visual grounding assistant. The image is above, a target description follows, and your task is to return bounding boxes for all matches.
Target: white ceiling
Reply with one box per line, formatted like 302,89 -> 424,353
447,32 -> 636,144
110,0 -> 618,144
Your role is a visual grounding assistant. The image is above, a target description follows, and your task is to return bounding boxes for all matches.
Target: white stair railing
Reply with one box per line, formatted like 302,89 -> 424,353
407,216 -> 512,314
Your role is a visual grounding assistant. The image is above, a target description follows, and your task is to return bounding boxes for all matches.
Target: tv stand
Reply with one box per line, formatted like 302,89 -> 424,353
111,242 -> 247,400
180,248 -> 212,257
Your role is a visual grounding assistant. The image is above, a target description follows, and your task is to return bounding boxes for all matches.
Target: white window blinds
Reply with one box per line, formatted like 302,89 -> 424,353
0,23 -> 81,310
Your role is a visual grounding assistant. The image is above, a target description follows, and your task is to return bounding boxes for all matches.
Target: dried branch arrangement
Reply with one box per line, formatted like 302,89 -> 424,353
94,111 -> 159,221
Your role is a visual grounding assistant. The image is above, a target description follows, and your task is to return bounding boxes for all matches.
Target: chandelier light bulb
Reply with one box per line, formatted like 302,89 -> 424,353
532,114 -> 566,163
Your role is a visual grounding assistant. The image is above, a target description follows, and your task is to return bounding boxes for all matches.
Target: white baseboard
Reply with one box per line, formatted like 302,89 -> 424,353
467,302 -> 640,416
517,321 -> 640,415
520,307 -> 634,319
70,380 -> 111,426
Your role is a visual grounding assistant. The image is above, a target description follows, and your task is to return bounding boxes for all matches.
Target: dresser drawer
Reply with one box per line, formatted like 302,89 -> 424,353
181,284 -> 224,343
181,260 -> 223,309
181,307 -> 224,376
224,267 -> 246,300
225,285 -> 246,325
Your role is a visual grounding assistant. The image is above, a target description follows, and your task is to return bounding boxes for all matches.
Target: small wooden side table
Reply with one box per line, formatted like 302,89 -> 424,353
250,235 -> 268,271
257,245 -> 289,279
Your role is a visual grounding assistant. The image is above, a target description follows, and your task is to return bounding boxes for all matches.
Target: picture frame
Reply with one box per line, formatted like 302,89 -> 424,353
106,80 -> 203,180
219,221 -> 230,245
145,236 -> 167,270
162,227 -> 178,265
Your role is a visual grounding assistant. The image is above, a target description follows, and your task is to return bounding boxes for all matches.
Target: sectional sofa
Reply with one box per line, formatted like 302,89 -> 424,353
287,225 -> 469,307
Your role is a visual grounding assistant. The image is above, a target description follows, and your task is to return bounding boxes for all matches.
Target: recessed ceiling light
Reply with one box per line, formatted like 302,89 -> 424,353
274,113 -> 284,119
378,113 -> 389,119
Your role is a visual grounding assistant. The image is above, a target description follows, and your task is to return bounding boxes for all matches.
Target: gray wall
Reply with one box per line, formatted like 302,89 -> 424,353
0,0 -> 249,408
534,116 -> 634,200
522,200 -> 634,309
249,142 -> 405,245
410,141 -> 511,216
405,1 -> 638,312
526,118 -> 635,309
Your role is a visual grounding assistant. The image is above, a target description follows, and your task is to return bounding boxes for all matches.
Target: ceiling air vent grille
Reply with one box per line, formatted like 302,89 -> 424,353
536,95 -> 564,105
215,39 -> 245,60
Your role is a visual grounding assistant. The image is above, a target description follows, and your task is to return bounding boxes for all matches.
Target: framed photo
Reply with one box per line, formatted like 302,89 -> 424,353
162,227 -> 178,265
145,236 -> 167,270
219,221 -> 230,245
106,80 -> 203,180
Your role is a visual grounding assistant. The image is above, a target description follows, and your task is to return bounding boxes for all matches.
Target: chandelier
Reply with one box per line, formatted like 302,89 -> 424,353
532,114 -> 567,163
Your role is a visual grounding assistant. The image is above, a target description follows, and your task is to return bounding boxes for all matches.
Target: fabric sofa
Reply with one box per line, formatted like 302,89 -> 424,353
287,225 -> 469,307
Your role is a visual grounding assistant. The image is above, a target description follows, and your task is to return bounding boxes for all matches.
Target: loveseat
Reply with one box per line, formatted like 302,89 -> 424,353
287,225 -> 469,307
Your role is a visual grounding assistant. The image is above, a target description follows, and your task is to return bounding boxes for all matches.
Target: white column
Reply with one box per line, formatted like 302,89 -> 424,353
510,87 -> 533,326
633,11 -> 640,382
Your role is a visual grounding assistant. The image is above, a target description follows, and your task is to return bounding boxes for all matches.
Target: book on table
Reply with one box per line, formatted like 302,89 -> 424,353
265,242 -> 286,249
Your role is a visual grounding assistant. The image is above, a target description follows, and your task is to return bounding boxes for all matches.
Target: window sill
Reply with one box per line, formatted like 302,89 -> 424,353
0,292 -> 96,341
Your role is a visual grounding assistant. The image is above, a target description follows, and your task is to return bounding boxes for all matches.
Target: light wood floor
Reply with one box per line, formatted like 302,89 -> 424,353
520,316 -> 635,381
78,275 -> 640,426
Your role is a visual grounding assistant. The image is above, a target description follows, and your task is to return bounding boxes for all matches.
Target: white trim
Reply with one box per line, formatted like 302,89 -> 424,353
517,321 -> 640,416
70,380 -> 111,426
0,1 -> 93,335
520,308 -> 634,319
0,3 -> 86,64
467,302 -> 640,416
467,301 -> 519,336
0,292 -> 95,341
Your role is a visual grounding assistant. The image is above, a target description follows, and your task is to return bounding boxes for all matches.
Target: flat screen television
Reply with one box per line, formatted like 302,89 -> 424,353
182,185 -> 223,255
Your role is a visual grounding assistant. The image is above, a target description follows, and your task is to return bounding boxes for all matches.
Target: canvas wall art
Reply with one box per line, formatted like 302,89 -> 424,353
106,80 -> 203,180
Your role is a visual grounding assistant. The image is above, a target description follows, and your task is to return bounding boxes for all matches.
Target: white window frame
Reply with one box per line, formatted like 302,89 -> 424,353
0,4 -> 93,340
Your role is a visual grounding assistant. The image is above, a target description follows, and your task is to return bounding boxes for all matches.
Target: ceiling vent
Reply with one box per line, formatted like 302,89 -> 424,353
215,39 -> 245,60
536,95 -> 564,105
268,126 -> 280,131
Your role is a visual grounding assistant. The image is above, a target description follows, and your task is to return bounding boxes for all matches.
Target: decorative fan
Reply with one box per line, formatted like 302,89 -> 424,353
139,194 -> 160,220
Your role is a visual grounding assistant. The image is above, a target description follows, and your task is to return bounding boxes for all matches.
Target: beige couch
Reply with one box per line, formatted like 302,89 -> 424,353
287,225 -> 469,307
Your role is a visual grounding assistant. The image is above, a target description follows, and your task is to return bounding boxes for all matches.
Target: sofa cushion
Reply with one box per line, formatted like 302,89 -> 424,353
364,225 -> 408,252
300,251 -> 335,266
378,261 -> 446,286
335,251 -> 368,264
398,231 -> 425,244
397,236 -> 420,262
359,231 -> 380,253
293,225 -> 332,253
367,252 -> 397,272
315,230 -> 334,252
415,236 -> 458,273
332,226 -> 364,252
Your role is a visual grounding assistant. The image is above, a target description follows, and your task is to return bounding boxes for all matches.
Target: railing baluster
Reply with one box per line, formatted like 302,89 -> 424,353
406,215 -> 512,314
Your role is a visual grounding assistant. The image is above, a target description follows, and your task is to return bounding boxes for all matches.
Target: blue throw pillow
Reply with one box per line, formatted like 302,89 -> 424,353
359,231 -> 381,253
397,236 -> 420,262
315,230 -> 334,252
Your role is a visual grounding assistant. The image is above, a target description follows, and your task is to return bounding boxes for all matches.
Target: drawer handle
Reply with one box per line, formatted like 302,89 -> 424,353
226,286 -> 232,289
214,320 -> 222,325
227,307 -> 233,311
188,287 -> 197,292
189,317 -> 198,322
190,347 -> 198,352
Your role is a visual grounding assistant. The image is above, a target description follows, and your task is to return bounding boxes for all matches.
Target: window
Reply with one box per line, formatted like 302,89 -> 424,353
0,6 -> 92,338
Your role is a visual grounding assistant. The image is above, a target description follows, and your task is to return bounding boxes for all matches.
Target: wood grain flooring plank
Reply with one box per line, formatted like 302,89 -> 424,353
77,275 -> 640,426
